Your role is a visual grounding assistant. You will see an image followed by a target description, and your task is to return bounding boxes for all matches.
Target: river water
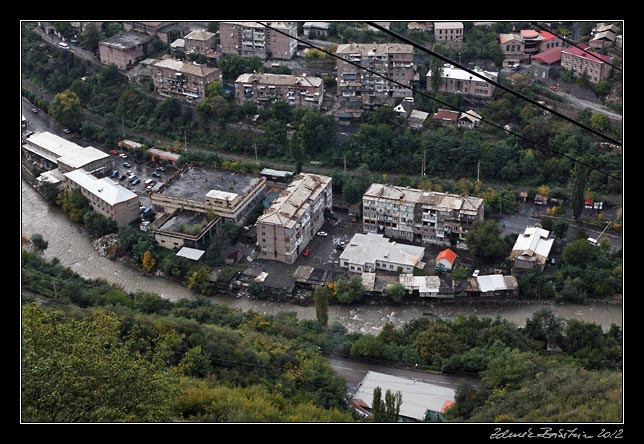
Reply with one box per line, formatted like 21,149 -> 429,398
21,180 -> 622,333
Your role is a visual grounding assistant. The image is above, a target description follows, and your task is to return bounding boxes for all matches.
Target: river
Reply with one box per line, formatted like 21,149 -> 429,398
21,180 -> 622,333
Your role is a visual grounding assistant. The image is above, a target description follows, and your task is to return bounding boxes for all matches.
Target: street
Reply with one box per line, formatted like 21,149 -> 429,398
556,89 -> 622,122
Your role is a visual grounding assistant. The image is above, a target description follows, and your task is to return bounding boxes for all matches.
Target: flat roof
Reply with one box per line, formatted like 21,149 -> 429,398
221,21 -> 295,30
303,22 -> 330,29
236,72 -> 323,88
351,371 -> 455,421
64,169 -> 138,206
100,31 -> 153,50
25,131 -> 109,168
153,58 -> 220,78
363,183 -> 484,214
336,42 -> 413,55
476,274 -> 519,293
158,165 -> 263,203
260,168 -> 294,178
427,64 -> 498,83
340,232 -> 425,269
434,22 -> 463,29
176,246 -> 205,261
148,148 -> 181,160
159,209 -> 212,233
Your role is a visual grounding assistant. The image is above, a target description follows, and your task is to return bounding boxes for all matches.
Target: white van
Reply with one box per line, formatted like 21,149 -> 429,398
587,237 -> 599,247
58,42 -> 70,50
144,179 -> 154,186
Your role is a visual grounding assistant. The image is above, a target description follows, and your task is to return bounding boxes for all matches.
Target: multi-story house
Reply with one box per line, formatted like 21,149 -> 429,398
336,43 -> 414,116
219,22 -> 298,60
427,64 -> 498,99
184,30 -> 217,54
64,169 -> 140,227
434,22 -> 464,47
500,30 -> 563,67
152,58 -> 223,103
499,33 -> 525,68
234,72 -> 324,110
99,31 -> 154,70
362,183 -> 485,249
561,45 -> 614,84
256,173 -> 332,264
531,47 -> 564,82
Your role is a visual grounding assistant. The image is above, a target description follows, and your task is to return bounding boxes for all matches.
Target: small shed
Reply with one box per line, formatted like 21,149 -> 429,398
435,248 -> 457,271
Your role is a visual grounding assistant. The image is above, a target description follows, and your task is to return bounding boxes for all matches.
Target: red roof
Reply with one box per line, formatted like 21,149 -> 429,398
532,46 -> 564,65
562,45 -> 614,63
441,400 -> 455,414
539,30 -> 557,41
436,248 -> 457,264
585,198 -> 594,205
521,29 -> 539,39
434,109 -> 459,121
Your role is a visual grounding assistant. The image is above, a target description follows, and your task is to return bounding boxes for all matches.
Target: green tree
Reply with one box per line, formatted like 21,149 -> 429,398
465,220 -> 507,266
428,57 -> 443,95
187,267 -> 210,295
203,239 -> 223,267
57,189 -> 90,223
30,233 -> 48,253
562,238 -> 596,266
49,89 -> 83,131
386,282 -> 406,302
371,387 -> 402,422
314,285 -> 330,327
83,211 -> 118,238
452,267 -> 469,281
22,304 -> 177,422
552,218 -> 570,239
524,308 -> 565,349
571,163 -> 589,220
589,113 -> 609,131
416,322 -> 461,366
336,276 -> 364,304
79,22 -> 100,53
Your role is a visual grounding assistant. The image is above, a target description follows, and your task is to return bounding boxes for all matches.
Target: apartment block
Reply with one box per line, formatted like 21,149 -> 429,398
256,173 -> 332,264
184,30 -> 216,54
561,45 -> 614,84
64,169 -> 140,227
152,58 -> 223,103
434,22 -> 463,47
427,64 -> 498,99
219,22 -> 297,60
362,183 -> 484,249
336,43 -> 414,116
235,72 -> 324,109
98,31 -> 154,69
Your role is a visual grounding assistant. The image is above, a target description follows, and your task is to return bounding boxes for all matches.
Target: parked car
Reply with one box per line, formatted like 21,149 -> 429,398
152,172 -> 161,178
335,241 -> 346,251
31,108 -> 38,113
110,150 -> 119,155
131,178 -> 141,185
119,153 -> 128,159
302,248 -> 311,257
63,128 -> 71,134
123,162 -> 131,167
317,231 -> 328,237
157,167 -> 166,172
550,85 -> 559,91
473,269 -> 480,277
111,170 -> 120,178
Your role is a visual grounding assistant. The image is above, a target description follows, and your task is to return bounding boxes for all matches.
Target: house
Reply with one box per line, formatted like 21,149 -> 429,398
434,22 -> 463,48
399,274 -> 442,298
407,22 -> 433,32
509,226 -> 554,271
98,32 -> 154,70
350,371 -> 455,422
219,22 -> 298,60
339,232 -> 426,274
235,72 -> 325,110
433,109 -> 460,127
531,46 -> 564,82
427,64 -> 498,99
122,21 -> 188,44
560,45 -> 614,84
183,30 -> 216,54
152,58 -> 223,103
408,110 -> 429,130
499,33 -> 525,68
435,248 -> 457,271
469,274 -> 519,297
458,110 -> 482,129
534,194 -> 549,205
393,101 -> 413,118
302,22 -> 330,38
590,23 -> 620,48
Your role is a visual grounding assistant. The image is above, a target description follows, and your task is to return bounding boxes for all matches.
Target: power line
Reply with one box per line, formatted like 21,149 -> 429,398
365,21 -> 622,148
257,22 -> 622,183
530,22 -> 623,72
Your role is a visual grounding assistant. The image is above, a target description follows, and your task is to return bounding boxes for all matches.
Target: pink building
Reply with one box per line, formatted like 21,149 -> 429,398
561,45 -> 614,84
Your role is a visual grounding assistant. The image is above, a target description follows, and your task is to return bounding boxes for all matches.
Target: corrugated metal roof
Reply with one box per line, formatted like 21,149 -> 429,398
64,169 -> 138,206
176,247 -> 205,261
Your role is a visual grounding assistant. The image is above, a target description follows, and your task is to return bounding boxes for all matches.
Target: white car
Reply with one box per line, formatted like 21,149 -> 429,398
472,269 -> 480,277
119,153 -> 128,159
317,231 -> 328,237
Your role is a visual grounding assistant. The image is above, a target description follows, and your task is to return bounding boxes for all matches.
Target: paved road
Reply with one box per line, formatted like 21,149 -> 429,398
327,356 -> 479,393
556,89 -> 622,122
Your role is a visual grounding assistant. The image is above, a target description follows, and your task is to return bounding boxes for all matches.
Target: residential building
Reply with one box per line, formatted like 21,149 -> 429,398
392,101 -> 413,118
435,248 -> 457,271
560,45 -> 614,84
499,33 -> 525,68
122,21 -> 188,44
339,232 -> 426,274
399,274 -> 442,298
303,22 -> 330,38
362,183 -> 485,249
235,72 -> 324,110
590,23 -> 620,48
536,30 -> 563,52
22,131 -> 112,174
408,110 -> 429,130
98,31 -> 154,69
184,30 -> 216,54
427,64 -> 498,99
434,22 -> 463,47
458,110 -> 482,129
152,58 -> 223,103
219,22 -> 298,60
407,22 -> 433,32
259,168 -> 294,183
148,148 -> 180,166
510,226 -> 554,271
531,46 -> 564,82
336,43 -> 414,116
469,274 -> 519,297
151,165 -> 267,225
521,30 -> 542,55
433,109 -> 460,127
256,173 -> 332,264
151,209 -> 219,250
63,169 -> 140,227
350,371 -> 455,422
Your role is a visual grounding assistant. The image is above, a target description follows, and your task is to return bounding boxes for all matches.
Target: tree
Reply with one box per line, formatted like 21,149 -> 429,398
371,387 -> 402,422
187,267 -> 210,295
142,251 -> 156,273
571,163 -> 589,220
416,322 -> 461,366
203,240 -> 223,267
428,57 -> 443,95
589,113 -> 609,131
335,276 -> 364,304
562,239 -> 596,266
382,282 -> 403,302
79,22 -> 100,53
452,267 -> 469,281
57,189 -> 90,223
22,304 -> 177,422
49,90 -> 83,131
465,220 -> 508,265
314,285 -> 330,327
552,218 -> 569,239
30,233 -> 48,253
524,308 -> 565,349
83,211 -> 117,238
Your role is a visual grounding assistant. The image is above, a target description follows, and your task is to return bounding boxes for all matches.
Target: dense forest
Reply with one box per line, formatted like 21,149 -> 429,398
22,251 -> 622,422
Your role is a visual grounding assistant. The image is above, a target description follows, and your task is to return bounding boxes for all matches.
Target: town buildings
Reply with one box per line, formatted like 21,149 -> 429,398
151,58 -> 223,103
339,232 -> 426,273
531,46 -> 564,82
219,22 -> 298,60
509,226 -> 554,271
499,29 -> 563,68
23,132 -> 112,174
98,31 -> 154,69
122,21 -> 188,44
560,45 -> 614,84
433,22 -> 464,47
256,173 -> 332,264
63,168 -> 140,227
427,64 -> 498,99
336,43 -> 415,117
183,30 -> 217,54
234,72 -> 324,110
362,184 -> 485,249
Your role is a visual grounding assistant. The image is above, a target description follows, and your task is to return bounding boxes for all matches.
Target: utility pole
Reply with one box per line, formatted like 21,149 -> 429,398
184,130 -> 187,152
343,153 -> 347,173
255,143 -> 258,163
121,115 -> 125,140
477,159 -> 480,182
